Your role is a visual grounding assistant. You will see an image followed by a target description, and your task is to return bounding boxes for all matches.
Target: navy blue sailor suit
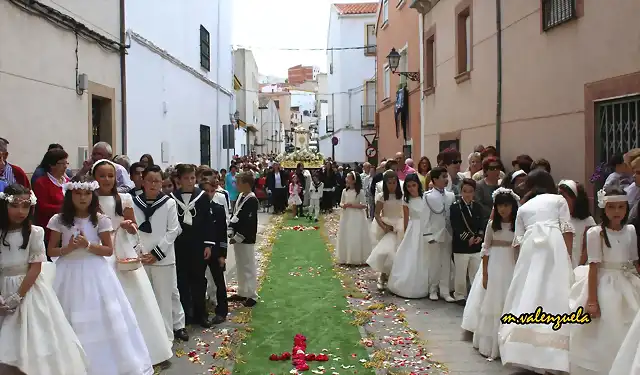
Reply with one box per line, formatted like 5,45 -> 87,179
171,187 -> 215,324
205,201 -> 229,318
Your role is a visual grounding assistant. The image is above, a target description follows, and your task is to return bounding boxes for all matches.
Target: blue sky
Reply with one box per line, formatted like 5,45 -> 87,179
232,0 -> 368,78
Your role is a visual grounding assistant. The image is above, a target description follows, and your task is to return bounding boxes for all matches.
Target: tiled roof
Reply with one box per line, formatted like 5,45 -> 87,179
334,2 -> 378,15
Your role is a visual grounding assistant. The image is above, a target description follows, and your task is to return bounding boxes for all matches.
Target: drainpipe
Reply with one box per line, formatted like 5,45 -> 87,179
495,0 -> 503,154
119,0 -> 128,153
216,0 -> 223,168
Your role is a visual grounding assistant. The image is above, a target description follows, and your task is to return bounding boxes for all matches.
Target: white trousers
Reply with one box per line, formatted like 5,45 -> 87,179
145,264 -> 186,336
427,241 -> 452,295
309,198 -> 321,219
234,243 -> 258,299
453,252 -> 482,300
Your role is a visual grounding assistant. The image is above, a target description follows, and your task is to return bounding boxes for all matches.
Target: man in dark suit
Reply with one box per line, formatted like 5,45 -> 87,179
206,201 -> 228,324
266,162 -> 289,214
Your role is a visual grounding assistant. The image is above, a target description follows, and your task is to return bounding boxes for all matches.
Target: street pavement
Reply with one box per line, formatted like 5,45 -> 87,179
323,212 -> 534,375
160,212 -> 271,375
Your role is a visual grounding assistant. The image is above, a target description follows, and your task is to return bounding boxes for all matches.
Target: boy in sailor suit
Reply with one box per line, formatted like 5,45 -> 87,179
170,164 -> 216,328
228,172 -> 259,307
206,199 -> 229,324
423,166 -> 456,302
134,165 -> 189,342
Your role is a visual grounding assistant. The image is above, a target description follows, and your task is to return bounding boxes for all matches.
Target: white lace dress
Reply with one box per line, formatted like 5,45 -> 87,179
387,197 -> 430,298
570,216 -> 596,269
98,194 -> 173,364
48,214 -> 154,375
367,193 -> 405,275
0,226 -> 88,375
473,222 -> 516,359
336,189 -> 372,264
498,194 -> 575,374
570,225 -> 640,375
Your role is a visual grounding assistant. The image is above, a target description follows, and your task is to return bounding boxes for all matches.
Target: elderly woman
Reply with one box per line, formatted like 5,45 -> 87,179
461,152 -> 482,179
32,148 -> 70,245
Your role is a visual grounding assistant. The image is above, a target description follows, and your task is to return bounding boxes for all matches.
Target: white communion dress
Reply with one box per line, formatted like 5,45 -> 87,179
336,188 -> 372,264
367,193 -> 405,275
0,226 -> 88,375
48,214 -> 154,375
570,225 -> 640,375
498,193 -> 575,374
98,194 -> 173,365
387,197 -> 430,298
460,265 -> 485,333
473,221 -> 516,359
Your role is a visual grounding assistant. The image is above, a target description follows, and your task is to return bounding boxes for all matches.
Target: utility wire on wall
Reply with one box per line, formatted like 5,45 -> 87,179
7,0 -> 125,53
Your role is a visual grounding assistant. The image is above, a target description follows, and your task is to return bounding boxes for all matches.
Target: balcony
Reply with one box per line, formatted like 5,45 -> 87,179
361,105 -> 375,130
409,0 -> 439,14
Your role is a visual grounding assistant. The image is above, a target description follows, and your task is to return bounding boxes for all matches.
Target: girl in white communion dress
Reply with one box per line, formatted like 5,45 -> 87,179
0,184 -> 88,375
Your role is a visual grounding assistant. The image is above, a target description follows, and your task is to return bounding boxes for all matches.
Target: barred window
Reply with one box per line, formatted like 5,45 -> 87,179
542,0 -> 576,31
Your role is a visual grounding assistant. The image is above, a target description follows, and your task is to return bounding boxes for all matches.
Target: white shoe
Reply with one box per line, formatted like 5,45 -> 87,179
443,295 -> 455,303
429,292 -> 438,301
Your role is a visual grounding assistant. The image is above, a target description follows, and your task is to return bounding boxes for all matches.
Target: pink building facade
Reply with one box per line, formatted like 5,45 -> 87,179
412,0 -> 640,187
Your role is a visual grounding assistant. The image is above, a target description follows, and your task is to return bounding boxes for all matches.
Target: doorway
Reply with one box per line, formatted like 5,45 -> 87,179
88,81 -> 116,150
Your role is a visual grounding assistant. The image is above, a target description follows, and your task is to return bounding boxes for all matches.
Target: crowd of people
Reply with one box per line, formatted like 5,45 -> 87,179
0,138 -> 263,374
4,134 -> 640,374
332,146 -> 640,375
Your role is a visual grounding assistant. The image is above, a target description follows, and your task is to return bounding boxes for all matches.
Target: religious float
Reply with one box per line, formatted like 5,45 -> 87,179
276,126 -> 325,169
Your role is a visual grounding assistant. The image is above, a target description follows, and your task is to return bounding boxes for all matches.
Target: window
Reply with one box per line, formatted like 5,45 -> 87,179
199,125 -> 211,165
399,48 -> 408,86
200,25 -> 210,71
383,65 -> 390,99
542,0 -> 577,30
365,24 -> 376,56
455,4 -> 471,81
424,30 -> 435,90
382,0 -> 389,25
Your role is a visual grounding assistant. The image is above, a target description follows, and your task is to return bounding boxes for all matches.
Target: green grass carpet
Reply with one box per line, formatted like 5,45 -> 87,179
234,218 -> 373,375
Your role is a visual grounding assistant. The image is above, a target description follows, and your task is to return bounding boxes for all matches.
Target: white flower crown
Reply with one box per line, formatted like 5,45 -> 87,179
596,188 -> 628,208
0,190 -> 37,206
492,187 -> 520,203
63,181 -> 100,192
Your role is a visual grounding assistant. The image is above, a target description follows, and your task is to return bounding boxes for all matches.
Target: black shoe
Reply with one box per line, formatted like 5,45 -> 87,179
197,318 -> 213,328
455,299 -> 467,307
228,294 -> 247,302
174,328 -> 189,342
314,218 -> 319,222
211,315 -> 226,324
243,298 -> 257,307
154,360 -> 172,371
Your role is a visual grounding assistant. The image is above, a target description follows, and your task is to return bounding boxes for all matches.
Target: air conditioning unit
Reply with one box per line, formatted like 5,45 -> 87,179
77,146 -> 89,169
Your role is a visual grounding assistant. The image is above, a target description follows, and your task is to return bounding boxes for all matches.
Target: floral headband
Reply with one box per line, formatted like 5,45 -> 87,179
596,188 -> 628,209
90,159 -> 117,174
63,181 -> 100,192
492,187 -> 520,203
0,190 -> 37,206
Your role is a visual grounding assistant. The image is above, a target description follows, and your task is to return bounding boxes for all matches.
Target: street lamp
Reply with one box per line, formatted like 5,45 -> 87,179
386,48 -> 420,82
233,110 -> 240,122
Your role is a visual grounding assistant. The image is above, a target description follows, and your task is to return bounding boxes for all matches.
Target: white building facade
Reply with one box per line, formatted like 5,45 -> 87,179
125,0 -> 234,169
320,3 -> 377,163
233,48 -> 260,156
0,0 -> 124,171
256,97 -> 283,155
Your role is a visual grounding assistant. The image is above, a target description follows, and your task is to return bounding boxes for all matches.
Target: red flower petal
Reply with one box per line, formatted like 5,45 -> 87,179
316,354 -> 329,361
295,362 -> 310,371
269,354 -> 279,361
305,353 -> 316,361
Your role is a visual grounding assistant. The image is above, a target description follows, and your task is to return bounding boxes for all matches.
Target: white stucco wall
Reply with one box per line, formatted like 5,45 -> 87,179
0,0 -> 122,172
125,0 -> 233,169
324,7 -> 375,163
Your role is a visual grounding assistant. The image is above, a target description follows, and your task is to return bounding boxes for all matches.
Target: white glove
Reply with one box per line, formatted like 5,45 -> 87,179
0,296 -> 14,315
4,293 -> 23,310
